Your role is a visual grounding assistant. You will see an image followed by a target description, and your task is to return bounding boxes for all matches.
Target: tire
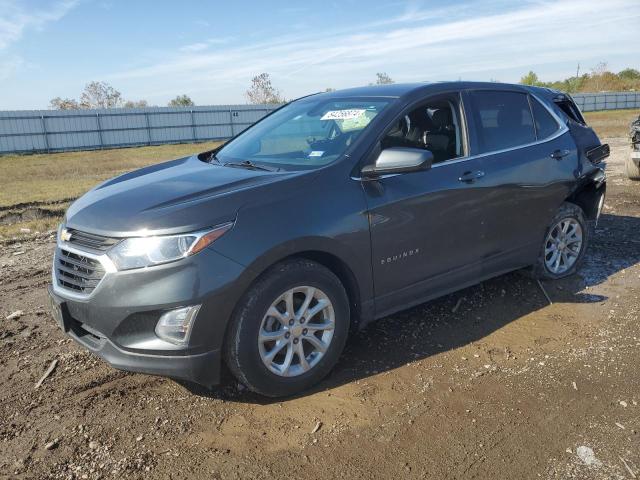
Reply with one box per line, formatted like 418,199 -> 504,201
529,202 -> 590,280
626,154 -> 640,180
224,258 -> 350,397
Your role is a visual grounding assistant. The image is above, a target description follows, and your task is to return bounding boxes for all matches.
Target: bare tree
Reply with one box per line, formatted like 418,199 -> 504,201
168,95 -> 195,107
124,100 -> 149,108
245,73 -> 284,104
375,72 -> 394,85
78,81 -> 123,109
589,62 -> 608,91
49,97 -> 80,110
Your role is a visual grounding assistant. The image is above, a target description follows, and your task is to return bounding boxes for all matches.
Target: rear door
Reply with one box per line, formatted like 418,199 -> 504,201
463,89 -> 577,274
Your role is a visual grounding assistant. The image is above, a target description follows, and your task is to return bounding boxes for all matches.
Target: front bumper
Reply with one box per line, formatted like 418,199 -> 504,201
49,246 -> 248,387
632,150 -> 640,166
49,283 -> 221,385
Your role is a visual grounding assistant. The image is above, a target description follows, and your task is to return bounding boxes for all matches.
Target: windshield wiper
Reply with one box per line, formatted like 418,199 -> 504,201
208,152 -> 222,165
223,160 -> 279,172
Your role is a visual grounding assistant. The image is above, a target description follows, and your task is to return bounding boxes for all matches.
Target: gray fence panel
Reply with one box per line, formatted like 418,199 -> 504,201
572,92 -> 640,112
2,94 -> 639,155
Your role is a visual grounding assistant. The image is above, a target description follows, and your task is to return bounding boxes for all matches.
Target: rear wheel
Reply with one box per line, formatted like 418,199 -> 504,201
224,259 -> 349,397
530,202 -> 590,280
626,154 -> 640,180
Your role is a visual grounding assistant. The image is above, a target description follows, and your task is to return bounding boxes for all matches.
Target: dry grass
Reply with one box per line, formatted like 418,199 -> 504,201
0,109 -> 637,238
583,109 -> 639,139
0,141 -> 221,238
0,141 -> 222,208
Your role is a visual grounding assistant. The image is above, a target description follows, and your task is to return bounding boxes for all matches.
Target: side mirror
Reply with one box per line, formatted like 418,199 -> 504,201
361,147 -> 433,178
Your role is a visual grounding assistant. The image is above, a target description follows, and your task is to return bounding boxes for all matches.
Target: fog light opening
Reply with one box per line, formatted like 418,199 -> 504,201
155,305 -> 201,345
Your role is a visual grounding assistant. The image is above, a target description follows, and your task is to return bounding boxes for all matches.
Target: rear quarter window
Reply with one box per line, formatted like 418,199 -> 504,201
468,91 -> 536,153
529,97 -> 560,140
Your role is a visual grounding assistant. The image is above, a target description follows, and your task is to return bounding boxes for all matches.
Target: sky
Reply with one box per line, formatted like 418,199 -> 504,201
0,0 -> 638,110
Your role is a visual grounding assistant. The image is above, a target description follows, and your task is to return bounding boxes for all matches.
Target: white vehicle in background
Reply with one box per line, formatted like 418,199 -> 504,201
629,115 -> 640,180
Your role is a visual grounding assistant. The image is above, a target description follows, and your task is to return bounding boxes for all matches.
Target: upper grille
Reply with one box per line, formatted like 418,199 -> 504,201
65,228 -> 120,252
55,248 -> 106,294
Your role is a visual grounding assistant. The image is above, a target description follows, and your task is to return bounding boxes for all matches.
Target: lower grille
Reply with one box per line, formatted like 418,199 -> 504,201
56,248 -> 106,295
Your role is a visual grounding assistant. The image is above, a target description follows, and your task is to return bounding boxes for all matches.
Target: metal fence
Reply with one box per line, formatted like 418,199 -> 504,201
1,92 -> 639,155
572,92 -> 640,112
0,104 -> 279,155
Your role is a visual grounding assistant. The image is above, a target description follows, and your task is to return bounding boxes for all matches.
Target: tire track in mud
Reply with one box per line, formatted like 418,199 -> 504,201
0,198 -> 76,213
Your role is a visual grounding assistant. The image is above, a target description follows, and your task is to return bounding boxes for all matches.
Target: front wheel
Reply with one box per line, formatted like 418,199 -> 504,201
224,259 -> 350,397
530,202 -> 590,280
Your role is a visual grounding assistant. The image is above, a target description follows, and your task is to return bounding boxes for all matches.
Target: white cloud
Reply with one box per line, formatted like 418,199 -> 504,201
111,0 -> 638,91
0,0 -> 78,50
180,42 -> 209,53
179,37 -> 233,53
0,54 -> 24,80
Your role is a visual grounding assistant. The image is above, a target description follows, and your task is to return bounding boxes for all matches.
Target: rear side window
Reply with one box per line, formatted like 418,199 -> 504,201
530,97 -> 560,140
469,91 -> 535,153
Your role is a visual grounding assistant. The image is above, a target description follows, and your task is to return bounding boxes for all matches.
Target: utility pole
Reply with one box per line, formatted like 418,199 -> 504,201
575,63 -> 580,78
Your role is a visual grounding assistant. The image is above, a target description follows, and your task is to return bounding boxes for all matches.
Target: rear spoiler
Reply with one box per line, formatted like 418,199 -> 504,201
585,144 -> 610,164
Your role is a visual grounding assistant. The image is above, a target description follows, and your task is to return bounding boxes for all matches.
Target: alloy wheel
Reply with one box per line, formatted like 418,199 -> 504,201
544,217 -> 583,275
258,286 -> 335,377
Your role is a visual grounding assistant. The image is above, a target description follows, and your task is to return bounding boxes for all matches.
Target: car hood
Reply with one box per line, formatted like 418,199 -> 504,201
65,155 -> 305,237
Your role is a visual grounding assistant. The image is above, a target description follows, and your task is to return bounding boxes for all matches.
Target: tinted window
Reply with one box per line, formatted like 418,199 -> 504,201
530,97 -> 559,140
381,95 -> 464,164
469,91 -> 535,153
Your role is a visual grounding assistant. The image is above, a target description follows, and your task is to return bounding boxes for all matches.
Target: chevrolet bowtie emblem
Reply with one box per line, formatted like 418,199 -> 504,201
60,228 -> 72,242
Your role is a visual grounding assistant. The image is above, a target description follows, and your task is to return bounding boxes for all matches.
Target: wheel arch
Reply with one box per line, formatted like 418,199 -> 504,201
565,172 -> 606,221
220,238 -> 372,343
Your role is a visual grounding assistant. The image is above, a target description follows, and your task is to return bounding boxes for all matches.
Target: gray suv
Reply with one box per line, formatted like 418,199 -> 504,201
48,82 -> 608,397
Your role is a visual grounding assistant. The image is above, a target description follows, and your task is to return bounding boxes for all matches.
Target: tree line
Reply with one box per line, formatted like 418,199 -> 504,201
48,65 -> 639,111
519,63 -> 640,93
49,72 -> 397,110
50,82 -> 195,110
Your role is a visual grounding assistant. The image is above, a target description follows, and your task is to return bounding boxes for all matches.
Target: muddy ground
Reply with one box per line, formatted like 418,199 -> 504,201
1,139 -> 639,480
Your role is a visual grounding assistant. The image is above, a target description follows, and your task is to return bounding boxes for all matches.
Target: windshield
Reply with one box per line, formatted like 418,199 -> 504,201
215,97 -> 391,170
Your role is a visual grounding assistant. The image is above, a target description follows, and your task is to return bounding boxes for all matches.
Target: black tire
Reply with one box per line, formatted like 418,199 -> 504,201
224,258 -> 350,397
529,202 -> 590,280
626,154 -> 640,180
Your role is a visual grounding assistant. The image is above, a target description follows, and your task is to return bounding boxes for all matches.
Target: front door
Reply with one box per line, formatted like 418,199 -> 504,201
361,92 -> 489,316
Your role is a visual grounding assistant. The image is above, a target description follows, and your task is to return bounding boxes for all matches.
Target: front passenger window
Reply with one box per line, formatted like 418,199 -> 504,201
381,96 -> 464,164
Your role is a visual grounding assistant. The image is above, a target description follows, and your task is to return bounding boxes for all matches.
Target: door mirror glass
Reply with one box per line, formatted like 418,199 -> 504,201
362,147 -> 433,177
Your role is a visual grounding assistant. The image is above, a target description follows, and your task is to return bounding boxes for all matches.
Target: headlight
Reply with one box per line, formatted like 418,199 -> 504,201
107,222 -> 232,270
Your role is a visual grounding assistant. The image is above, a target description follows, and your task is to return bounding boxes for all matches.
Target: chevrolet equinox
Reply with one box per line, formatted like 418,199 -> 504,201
49,82 -> 608,397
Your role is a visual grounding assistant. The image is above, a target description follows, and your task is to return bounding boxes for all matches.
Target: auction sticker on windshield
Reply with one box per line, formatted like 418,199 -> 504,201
321,109 -> 366,121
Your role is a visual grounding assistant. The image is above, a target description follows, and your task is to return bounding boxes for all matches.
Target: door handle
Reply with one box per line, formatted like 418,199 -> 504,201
458,170 -> 485,183
550,149 -> 570,160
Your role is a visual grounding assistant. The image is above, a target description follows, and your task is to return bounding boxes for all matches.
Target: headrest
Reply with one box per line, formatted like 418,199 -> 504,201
496,106 -> 521,128
427,108 -> 452,128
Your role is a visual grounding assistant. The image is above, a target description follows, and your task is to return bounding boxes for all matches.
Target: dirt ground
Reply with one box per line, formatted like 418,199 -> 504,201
1,139 -> 639,480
